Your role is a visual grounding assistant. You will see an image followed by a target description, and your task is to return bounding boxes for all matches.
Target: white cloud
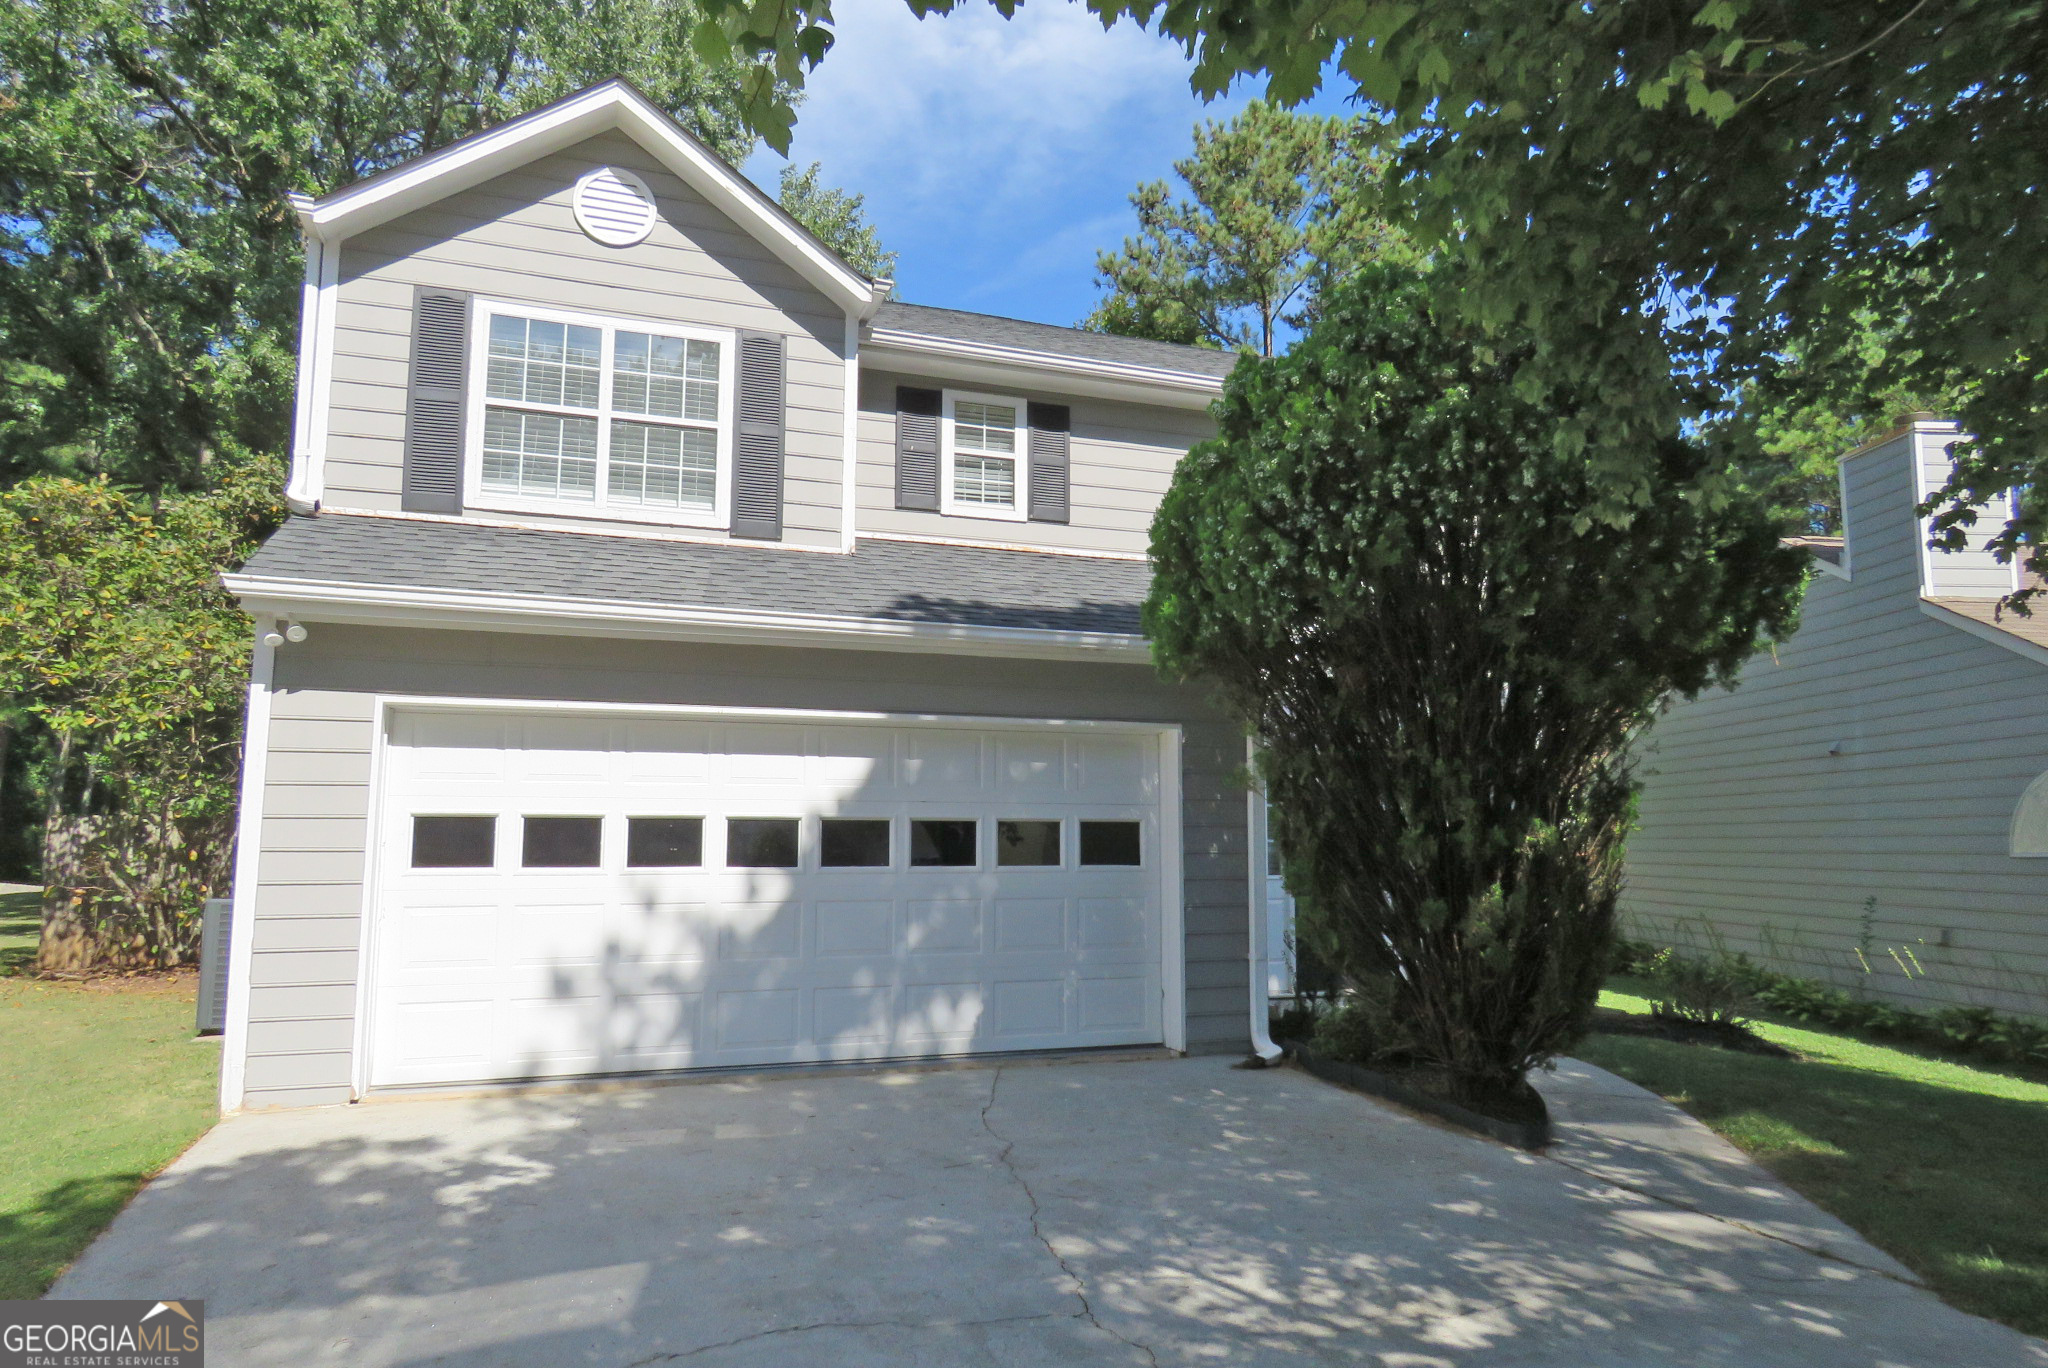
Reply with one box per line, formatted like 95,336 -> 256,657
744,0 -> 1259,321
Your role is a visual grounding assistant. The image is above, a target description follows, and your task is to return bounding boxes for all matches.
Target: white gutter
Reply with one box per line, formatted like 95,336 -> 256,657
1245,737 -> 1283,1065
864,328 -> 1228,409
221,572 -> 1152,663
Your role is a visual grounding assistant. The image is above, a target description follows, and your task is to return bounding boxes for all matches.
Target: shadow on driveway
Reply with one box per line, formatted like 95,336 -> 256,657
50,1055 -> 2048,1367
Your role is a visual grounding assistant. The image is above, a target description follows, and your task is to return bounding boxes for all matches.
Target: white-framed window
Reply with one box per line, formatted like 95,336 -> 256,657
942,389 -> 1029,521
463,299 -> 735,527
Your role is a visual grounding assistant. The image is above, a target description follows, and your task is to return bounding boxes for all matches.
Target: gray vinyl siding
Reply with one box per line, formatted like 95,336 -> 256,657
1915,430 -> 2020,598
238,626 -> 1252,1109
1625,429 -> 2048,1017
323,130 -> 848,548
855,368 -> 1211,557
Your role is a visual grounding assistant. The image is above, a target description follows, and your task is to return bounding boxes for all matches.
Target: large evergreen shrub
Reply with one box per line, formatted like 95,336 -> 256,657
1146,266 -> 1807,1112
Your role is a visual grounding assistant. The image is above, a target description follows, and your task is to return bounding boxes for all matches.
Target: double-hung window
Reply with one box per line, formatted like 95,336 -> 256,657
942,390 -> 1029,521
467,301 -> 734,526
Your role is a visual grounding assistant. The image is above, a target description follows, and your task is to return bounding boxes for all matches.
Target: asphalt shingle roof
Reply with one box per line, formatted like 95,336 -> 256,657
240,513 -> 1152,637
869,301 -> 1240,380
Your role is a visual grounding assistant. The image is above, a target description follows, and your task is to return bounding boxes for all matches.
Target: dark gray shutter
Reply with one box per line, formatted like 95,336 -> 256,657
730,331 -> 785,540
401,287 -> 470,515
895,386 -> 942,511
1027,401 -> 1071,524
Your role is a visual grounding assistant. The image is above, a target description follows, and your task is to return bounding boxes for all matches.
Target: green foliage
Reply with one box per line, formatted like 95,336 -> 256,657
704,0 -> 2048,599
1713,302 -> 1970,535
1082,101 -> 1413,357
0,463 -> 283,965
1146,264 -> 1806,1099
1640,946 -> 1763,1027
1629,940 -> 2048,1070
776,161 -> 897,283
0,0 -> 770,493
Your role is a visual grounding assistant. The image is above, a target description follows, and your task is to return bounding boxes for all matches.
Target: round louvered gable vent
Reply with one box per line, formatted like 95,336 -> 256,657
573,166 -> 658,247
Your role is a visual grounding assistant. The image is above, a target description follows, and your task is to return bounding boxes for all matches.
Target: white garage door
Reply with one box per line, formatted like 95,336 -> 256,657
367,709 -> 1171,1087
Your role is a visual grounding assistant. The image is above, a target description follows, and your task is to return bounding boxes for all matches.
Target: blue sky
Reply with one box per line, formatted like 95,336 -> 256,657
741,0 -> 1354,328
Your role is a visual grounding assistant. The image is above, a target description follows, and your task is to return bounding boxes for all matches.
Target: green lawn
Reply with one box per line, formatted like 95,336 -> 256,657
0,887 -> 36,976
1577,984 -> 2048,1337
0,891 -> 218,1298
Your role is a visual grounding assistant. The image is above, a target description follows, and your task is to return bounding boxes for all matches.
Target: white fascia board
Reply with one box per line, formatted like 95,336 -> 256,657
222,573 -> 1153,663
295,82 -> 875,317
1920,599 -> 2048,670
863,331 -> 1227,411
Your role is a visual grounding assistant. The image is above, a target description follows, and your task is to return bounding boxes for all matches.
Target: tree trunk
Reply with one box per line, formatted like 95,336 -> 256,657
36,732 -> 93,973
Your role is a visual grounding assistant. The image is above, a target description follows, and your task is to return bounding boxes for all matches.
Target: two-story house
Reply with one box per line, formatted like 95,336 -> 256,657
214,80 -> 1275,1112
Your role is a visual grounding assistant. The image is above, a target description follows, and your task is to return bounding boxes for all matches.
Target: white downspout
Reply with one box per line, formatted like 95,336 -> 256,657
1245,737 -> 1283,1064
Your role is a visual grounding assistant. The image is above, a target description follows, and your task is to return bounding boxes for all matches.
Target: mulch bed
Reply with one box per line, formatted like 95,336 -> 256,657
1590,1006 -> 1795,1058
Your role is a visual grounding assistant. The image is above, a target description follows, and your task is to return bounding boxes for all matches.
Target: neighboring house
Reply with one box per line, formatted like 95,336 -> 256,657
216,81 -> 1283,1112
1625,417 -> 2048,1017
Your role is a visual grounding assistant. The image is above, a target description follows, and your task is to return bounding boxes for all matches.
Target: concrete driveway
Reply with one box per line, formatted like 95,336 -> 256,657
53,1055 -> 2048,1367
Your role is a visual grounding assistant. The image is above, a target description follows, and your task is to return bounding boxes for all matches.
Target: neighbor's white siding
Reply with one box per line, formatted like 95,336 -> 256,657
1625,426 -> 2048,1017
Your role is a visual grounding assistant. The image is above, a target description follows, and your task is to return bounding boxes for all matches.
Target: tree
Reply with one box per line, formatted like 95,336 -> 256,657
0,0 -> 771,495
1082,102 -> 1411,356
0,460 -> 283,968
1145,266 -> 1805,1113
777,161 -> 897,283
1717,306 -> 1969,536
700,0 -> 2048,600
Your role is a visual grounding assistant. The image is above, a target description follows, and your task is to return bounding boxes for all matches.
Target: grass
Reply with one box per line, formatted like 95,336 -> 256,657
1577,982 -> 2048,1337
0,888 -> 218,1297
0,887 -> 37,976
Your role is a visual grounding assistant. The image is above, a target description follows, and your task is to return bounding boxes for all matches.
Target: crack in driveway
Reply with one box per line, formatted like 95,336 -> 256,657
625,1310 -> 1075,1364
980,1066 -> 1161,1367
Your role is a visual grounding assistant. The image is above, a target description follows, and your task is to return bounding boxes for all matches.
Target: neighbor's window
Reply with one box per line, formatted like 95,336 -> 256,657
475,303 -> 730,522
943,391 -> 1026,520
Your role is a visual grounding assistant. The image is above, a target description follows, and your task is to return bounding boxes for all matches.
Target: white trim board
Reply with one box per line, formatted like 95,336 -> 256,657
293,81 -> 876,317
219,621 -> 277,1112
863,331 -> 1227,410
222,572 -> 1152,662
345,697 -> 1190,1095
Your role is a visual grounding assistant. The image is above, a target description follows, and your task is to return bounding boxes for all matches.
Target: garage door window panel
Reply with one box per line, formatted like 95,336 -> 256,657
727,818 -> 800,868
821,818 -> 891,868
911,819 -> 978,867
627,816 -> 704,868
1080,821 -> 1143,866
996,820 -> 1061,867
522,816 -> 603,868
411,815 -> 496,868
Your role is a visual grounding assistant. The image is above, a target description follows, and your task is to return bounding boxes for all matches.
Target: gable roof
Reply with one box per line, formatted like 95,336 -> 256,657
288,79 -> 881,317
871,302 -> 1240,380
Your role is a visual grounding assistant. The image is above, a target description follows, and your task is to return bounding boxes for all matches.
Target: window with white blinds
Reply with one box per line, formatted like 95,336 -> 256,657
469,301 -> 733,525
942,390 -> 1029,521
